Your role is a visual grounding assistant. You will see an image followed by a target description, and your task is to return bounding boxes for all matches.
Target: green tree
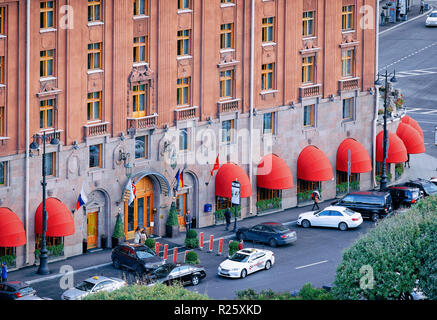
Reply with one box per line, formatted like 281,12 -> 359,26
113,213 -> 124,239
166,202 -> 179,227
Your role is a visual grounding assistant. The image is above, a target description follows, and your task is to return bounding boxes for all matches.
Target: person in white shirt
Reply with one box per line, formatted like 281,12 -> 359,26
134,227 -> 141,244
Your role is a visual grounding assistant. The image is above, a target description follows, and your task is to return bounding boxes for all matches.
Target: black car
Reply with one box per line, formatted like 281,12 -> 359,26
388,186 -> 422,209
146,263 -> 206,286
0,281 -> 37,300
332,191 -> 393,222
399,179 -> 437,197
236,222 -> 297,247
111,243 -> 165,274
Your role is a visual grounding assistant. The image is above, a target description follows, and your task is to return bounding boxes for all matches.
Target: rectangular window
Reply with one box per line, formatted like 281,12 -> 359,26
179,128 -> 191,151
135,136 -> 148,159
40,1 -> 55,29
133,36 -> 147,63
0,56 -> 4,84
40,50 -> 55,78
88,43 -> 102,70
221,119 -> 234,144
177,77 -> 191,106
341,49 -> 354,77
263,112 -> 275,135
88,0 -> 102,22
302,56 -> 314,83
43,152 -> 56,177
342,97 -> 354,120
178,0 -> 191,10
89,144 -> 102,168
221,0 -> 234,3
40,99 -> 55,129
220,23 -> 234,49
303,104 -> 315,127
0,7 -> 5,35
87,92 -> 101,121
342,5 -> 354,31
261,63 -> 275,91
257,188 -> 281,202
132,84 -> 146,117
0,107 -> 4,136
302,11 -> 314,37
220,70 -> 234,98
133,0 -> 146,16
0,161 -> 7,186
177,29 -> 191,56
262,17 -> 275,43
216,196 -> 232,210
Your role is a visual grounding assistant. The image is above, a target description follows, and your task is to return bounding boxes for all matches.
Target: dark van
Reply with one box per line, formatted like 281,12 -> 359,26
332,191 -> 393,222
388,186 -> 422,209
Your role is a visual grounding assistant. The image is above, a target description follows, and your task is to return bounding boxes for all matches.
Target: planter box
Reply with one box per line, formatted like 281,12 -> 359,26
166,225 -> 179,238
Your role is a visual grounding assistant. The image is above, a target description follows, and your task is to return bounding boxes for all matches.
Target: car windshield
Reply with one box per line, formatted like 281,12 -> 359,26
75,281 -> 95,292
271,225 -> 289,232
343,208 -> 357,216
229,253 -> 250,263
430,12 -> 437,17
136,247 -> 156,259
151,265 -> 172,279
423,182 -> 437,194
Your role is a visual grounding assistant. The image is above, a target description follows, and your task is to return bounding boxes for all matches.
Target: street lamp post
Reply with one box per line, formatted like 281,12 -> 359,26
30,130 -> 59,275
375,70 -> 397,191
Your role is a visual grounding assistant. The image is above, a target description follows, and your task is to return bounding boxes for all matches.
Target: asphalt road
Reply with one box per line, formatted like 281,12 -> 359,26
379,3 -> 437,158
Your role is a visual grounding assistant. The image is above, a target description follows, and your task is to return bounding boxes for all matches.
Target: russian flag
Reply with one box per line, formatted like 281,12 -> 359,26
76,185 -> 88,210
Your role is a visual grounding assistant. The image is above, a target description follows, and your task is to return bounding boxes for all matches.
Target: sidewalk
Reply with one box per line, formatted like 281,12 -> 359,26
379,2 -> 432,33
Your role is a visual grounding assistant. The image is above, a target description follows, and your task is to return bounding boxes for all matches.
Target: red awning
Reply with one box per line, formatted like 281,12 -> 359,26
336,138 -> 372,173
215,163 -> 252,198
297,146 -> 333,182
0,208 -> 26,247
396,122 -> 426,154
401,115 -> 424,138
256,154 -> 293,190
376,131 -> 408,163
35,198 -> 75,237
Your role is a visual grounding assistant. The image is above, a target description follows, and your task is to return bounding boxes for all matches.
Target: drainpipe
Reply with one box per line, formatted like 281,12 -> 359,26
372,1 -> 380,189
248,0 -> 254,214
24,0 -> 31,264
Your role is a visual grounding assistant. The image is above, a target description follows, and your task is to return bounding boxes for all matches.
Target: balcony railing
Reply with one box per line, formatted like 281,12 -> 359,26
36,130 -> 62,142
299,84 -> 321,99
127,113 -> 158,130
84,122 -> 109,137
217,98 -> 240,114
175,106 -> 198,121
339,77 -> 360,91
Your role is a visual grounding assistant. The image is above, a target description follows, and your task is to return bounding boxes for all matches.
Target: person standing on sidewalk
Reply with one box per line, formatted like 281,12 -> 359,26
185,210 -> 192,232
1,262 -> 7,283
311,189 -> 321,211
224,208 -> 231,231
134,227 -> 141,244
420,0 -> 425,14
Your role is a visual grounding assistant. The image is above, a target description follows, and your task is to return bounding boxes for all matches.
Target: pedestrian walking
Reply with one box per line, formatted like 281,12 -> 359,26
420,0 -> 425,14
140,228 -> 147,244
311,189 -> 321,211
238,240 -> 244,250
134,226 -> 141,244
224,208 -> 231,231
185,210 -> 191,232
405,154 -> 410,168
1,262 -> 7,283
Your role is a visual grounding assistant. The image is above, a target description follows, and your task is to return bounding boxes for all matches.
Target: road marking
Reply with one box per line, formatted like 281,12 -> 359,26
295,260 -> 329,270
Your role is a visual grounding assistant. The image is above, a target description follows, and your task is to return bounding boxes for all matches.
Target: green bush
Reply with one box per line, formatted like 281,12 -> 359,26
186,229 -> 197,239
166,202 -> 179,227
0,254 -> 16,268
332,195 -> 437,300
48,243 -> 64,257
84,282 -> 209,300
256,197 -> 282,212
184,230 -> 199,248
113,213 -> 125,239
185,251 -> 199,265
144,238 -> 156,250
235,283 -> 333,300
214,206 -> 240,222
228,240 -> 239,257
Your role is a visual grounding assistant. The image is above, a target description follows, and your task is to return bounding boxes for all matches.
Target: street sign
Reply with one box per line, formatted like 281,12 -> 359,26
231,181 -> 241,206
347,149 -> 351,194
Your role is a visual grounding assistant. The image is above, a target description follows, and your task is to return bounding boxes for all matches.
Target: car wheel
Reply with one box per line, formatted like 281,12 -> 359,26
339,222 -> 348,231
301,220 -> 311,228
240,269 -> 247,279
265,260 -> 272,270
191,275 -> 200,286
269,238 -> 277,248
371,213 -> 379,222
112,259 -> 121,269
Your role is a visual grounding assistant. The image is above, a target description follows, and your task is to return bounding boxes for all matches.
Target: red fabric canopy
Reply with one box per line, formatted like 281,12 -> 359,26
396,122 -> 426,154
35,198 -> 75,237
0,208 -> 26,247
215,163 -> 252,198
256,154 -> 293,190
401,115 -> 424,138
336,138 -> 372,173
297,146 -> 333,182
376,131 -> 408,163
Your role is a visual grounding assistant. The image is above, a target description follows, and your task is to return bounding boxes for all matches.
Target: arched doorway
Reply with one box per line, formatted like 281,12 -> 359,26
124,176 -> 154,240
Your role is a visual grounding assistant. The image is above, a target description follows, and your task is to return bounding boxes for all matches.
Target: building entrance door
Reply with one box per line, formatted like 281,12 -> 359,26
87,211 -> 98,249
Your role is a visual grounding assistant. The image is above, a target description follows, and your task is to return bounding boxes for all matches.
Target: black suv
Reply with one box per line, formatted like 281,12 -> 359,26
388,186 -> 422,209
111,243 -> 165,274
332,191 -> 393,222
398,179 -> 437,197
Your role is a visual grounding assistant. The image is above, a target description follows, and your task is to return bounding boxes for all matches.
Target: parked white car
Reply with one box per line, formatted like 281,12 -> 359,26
218,248 -> 275,279
61,276 -> 127,300
426,11 -> 437,27
297,206 -> 363,231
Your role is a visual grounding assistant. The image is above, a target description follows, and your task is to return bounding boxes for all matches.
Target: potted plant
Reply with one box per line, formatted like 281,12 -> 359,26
166,201 -> 179,238
184,230 -> 199,249
112,213 -> 125,248
82,238 -> 88,254
100,234 -> 107,249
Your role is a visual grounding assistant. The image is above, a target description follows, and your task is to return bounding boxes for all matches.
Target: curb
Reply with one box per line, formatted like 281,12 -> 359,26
379,6 -> 434,35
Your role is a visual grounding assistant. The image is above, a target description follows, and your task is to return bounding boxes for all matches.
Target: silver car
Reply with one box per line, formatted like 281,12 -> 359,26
61,276 -> 127,300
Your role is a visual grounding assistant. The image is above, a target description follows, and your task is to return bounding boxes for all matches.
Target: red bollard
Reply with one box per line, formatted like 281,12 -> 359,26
209,235 -> 214,252
155,242 -> 160,255
199,232 -> 204,250
217,238 -> 223,256
173,247 -> 178,263
163,244 -> 168,260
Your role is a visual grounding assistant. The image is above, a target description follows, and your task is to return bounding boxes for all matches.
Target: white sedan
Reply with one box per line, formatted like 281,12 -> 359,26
425,11 -> 437,27
61,276 -> 127,300
297,206 -> 363,231
217,248 -> 275,279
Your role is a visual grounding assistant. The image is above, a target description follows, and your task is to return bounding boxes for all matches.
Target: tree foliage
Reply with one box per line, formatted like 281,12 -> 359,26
235,283 -> 333,300
332,195 -> 437,300
166,202 -> 179,227
112,213 -> 125,239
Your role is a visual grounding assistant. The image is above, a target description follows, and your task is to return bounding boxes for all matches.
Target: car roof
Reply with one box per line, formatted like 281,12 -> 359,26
84,276 -> 112,285
3,281 -> 29,289
238,248 -> 266,255
324,206 -> 349,211
348,191 -> 388,196
260,222 -> 283,227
